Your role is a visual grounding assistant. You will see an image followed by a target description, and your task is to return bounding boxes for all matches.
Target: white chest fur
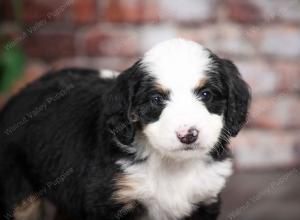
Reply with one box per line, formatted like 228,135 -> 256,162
117,154 -> 232,220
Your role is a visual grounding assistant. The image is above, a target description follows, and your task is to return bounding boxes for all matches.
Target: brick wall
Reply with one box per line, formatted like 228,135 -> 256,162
1,0 -> 300,169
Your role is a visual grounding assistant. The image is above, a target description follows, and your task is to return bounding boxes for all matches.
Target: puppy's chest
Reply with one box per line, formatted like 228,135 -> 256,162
116,158 -> 232,220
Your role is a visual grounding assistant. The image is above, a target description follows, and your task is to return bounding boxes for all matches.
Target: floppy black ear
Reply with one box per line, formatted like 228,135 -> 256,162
223,59 -> 251,137
103,62 -> 142,145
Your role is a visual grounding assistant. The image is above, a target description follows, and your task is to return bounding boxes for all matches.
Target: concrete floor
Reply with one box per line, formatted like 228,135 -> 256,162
219,168 -> 300,220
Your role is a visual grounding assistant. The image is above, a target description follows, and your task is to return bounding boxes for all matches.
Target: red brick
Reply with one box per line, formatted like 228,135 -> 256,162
82,26 -> 139,57
1,1 -> 14,20
53,57 -> 136,72
226,0 -> 263,23
24,31 -> 75,61
72,0 -> 97,24
274,61 -> 300,93
102,0 -> 159,23
22,0 -> 72,23
249,95 -> 300,129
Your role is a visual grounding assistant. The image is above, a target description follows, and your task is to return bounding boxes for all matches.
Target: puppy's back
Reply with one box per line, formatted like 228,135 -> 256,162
0,68 -> 112,134
0,67 -> 114,182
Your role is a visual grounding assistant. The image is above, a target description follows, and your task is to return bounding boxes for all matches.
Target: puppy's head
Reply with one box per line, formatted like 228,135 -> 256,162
105,39 -> 251,159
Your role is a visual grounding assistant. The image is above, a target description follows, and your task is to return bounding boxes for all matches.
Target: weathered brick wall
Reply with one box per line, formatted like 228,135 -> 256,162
1,0 -> 300,169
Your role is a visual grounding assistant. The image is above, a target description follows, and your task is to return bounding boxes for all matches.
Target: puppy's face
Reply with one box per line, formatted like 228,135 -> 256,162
141,40 -> 227,157
105,39 -> 250,159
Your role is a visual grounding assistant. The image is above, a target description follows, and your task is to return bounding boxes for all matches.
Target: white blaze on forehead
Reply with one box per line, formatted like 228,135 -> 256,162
142,38 -> 211,90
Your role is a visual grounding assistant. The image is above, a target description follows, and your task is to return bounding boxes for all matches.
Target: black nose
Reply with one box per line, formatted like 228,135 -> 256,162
177,128 -> 199,144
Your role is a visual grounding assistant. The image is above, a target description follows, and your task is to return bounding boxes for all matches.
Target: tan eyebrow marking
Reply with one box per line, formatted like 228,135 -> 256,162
195,77 -> 208,90
154,83 -> 169,94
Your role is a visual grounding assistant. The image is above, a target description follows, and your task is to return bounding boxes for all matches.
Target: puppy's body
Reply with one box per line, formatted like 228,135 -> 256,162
0,39 -> 250,220
0,69 -> 120,219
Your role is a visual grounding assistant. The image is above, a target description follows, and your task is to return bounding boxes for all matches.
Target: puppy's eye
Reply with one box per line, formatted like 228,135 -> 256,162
199,90 -> 212,102
151,94 -> 165,105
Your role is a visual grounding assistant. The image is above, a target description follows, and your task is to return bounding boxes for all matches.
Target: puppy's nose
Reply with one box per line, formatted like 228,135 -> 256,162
176,127 -> 199,144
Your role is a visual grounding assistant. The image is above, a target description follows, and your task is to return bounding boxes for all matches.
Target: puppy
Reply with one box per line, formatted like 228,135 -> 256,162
0,39 -> 251,220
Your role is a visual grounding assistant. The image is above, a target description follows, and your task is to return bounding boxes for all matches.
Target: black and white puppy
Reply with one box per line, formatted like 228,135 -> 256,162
0,39 -> 251,220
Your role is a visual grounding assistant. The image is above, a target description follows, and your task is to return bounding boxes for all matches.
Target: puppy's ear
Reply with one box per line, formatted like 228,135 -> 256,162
103,62 -> 142,145
223,59 -> 251,137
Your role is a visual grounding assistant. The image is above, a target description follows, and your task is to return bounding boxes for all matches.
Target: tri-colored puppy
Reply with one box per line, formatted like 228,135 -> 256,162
0,39 -> 251,220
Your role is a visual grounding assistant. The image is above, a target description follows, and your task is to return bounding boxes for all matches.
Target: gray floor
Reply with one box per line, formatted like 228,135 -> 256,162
219,168 -> 300,220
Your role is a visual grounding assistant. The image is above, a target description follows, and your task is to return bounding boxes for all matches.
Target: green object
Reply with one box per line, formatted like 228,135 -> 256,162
0,46 -> 26,92
0,0 -> 25,92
